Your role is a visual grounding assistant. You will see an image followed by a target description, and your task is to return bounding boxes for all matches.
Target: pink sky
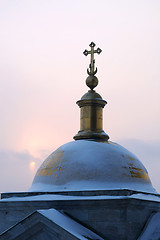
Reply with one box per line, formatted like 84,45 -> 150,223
0,0 -> 160,193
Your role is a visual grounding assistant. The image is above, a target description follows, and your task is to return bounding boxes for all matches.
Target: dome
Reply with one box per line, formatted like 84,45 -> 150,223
30,140 -> 155,193
81,90 -> 102,100
30,42 -> 156,194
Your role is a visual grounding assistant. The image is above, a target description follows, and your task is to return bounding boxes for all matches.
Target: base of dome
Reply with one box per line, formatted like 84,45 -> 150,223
30,180 -> 157,195
1,188 -> 158,201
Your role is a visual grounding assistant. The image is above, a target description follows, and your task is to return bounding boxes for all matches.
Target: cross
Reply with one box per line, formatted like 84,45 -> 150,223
83,42 -> 102,75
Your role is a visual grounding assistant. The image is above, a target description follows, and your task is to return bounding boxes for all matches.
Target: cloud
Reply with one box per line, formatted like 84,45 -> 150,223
0,150 -> 42,192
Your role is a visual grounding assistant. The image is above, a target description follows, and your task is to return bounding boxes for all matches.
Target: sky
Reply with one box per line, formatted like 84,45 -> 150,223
0,0 -> 160,193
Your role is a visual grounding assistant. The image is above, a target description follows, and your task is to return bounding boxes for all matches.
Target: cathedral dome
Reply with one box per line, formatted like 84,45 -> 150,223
30,140 -> 155,193
30,42 -> 156,194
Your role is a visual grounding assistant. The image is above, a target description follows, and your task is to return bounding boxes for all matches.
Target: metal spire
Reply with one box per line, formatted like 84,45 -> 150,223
74,42 -> 109,141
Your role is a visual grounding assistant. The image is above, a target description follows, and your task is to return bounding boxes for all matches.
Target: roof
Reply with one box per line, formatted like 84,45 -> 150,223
0,208 -> 104,240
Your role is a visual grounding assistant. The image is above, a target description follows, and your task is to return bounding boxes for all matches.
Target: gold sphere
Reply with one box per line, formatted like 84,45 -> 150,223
86,75 -> 98,90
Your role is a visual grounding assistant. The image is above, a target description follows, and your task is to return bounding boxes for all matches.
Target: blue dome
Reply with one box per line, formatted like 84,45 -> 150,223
30,140 -> 156,193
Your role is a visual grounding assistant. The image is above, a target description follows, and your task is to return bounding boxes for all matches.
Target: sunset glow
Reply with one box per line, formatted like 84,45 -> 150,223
29,161 -> 36,172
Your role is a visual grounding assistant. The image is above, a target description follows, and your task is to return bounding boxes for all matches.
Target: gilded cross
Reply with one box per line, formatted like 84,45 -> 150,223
83,42 -> 102,76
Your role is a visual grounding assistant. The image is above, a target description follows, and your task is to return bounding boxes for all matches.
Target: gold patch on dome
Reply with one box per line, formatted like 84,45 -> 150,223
107,141 -> 117,146
121,154 -> 136,161
121,155 -> 150,182
129,168 -> 149,181
128,164 -> 149,181
128,156 -> 136,161
35,151 -> 66,178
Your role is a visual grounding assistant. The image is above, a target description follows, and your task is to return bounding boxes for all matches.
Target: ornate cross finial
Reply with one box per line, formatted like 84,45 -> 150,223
83,42 -> 102,76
